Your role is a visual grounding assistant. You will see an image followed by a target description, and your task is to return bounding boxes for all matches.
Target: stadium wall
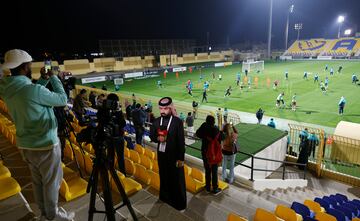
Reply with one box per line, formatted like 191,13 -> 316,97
159,50 -> 234,66
30,56 -> 157,79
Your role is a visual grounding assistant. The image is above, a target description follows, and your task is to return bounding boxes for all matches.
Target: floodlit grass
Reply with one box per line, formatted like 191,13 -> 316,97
82,60 -> 360,127
185,123 -> 287,163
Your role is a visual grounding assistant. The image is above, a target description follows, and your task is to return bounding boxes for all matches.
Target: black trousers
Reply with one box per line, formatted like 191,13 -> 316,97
134,125 -> 144,145
202,152 -> 218,190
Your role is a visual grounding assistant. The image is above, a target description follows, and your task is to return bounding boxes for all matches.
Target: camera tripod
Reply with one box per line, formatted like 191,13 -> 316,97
87,137 -> 138,221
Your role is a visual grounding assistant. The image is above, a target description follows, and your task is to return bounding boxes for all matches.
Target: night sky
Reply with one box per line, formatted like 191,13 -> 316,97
2,0 -> 360,57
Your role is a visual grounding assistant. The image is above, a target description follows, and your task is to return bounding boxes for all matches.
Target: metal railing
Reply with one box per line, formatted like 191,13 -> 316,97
185,136 -> 307,181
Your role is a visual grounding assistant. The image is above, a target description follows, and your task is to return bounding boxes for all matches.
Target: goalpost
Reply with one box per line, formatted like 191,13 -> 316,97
242,59 -> 264,73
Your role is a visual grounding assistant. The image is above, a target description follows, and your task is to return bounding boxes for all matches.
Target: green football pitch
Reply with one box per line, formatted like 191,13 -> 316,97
81,60 -> 360,128
185,123 -> 287,163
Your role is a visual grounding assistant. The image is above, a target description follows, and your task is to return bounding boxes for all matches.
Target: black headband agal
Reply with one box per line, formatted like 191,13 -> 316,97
158,97 -> 172,106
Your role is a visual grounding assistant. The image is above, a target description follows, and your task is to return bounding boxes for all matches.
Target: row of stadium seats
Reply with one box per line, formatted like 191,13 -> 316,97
253,193 -> 360,221
284,38 -> 360,58
0,101 -> 90,202
0,161 -> 21,201
0,103 -> 25,201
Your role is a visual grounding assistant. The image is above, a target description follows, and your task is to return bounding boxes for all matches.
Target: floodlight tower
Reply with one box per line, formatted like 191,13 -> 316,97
337,15 -> 345,38
285,4 -> 294,50
294,23 -> 303,40
267,0 -> 273,58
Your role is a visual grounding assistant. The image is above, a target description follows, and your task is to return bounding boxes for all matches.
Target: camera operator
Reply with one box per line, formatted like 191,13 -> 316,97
0,49 -> 74,221
96,93 -> 126,174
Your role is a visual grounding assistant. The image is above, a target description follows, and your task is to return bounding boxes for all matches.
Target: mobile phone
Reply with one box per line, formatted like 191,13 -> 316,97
44,60 -> 52,74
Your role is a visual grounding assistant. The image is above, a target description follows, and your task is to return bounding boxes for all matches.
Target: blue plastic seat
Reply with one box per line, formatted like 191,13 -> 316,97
330,194 -> 344,204
333,194 -> 347,204
314,197 -> 330,212
353,199 -> 360,206
333,205 -> 353,220
346,202 -> 360,216
323,196 -> 338,207
343,202 -> 359,217
327,208 -> 346,221
335,193 -> 348,202
291,201 -> 314,219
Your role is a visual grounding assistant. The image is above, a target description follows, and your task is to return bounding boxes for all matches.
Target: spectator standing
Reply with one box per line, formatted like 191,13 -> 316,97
0,49 -> 74,220
185,112 -> 194,137
132,103 -> 147,145
149,97 -> 186,211
196,115 -> 222,195
221,123 -> 238,184
255,108 -> 264,124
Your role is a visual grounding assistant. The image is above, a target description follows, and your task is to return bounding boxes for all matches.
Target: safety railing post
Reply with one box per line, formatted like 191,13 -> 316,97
250,156 -> 254,181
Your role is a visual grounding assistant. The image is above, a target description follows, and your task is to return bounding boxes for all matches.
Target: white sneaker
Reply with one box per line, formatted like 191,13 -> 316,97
46,207 -> 75,221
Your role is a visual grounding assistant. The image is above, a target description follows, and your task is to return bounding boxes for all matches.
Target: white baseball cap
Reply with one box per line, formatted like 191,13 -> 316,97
2,49 -> 32,70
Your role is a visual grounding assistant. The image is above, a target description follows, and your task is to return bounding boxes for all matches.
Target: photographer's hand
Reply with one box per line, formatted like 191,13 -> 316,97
40,67 -> 54,80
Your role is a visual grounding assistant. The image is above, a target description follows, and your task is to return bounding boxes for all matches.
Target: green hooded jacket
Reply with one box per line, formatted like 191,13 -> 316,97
0,75 -> 67,149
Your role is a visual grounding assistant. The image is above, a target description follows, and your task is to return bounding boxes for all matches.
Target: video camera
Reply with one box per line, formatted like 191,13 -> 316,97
77,93 -> 125,148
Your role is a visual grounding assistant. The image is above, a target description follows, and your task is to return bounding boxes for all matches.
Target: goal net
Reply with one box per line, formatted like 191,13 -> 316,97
242,60 -> 264,73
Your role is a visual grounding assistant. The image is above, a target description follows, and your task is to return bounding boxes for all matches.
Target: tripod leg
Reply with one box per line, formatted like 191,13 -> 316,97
100,167 -> 116,221
88,166 -> 98,221
109,168 -> 138,221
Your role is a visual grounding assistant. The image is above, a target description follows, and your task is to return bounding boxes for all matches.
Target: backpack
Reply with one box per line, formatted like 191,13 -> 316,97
206,132 -> 223,165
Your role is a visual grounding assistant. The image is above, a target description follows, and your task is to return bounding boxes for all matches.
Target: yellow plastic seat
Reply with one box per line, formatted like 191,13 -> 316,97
275,205 -> 303,221
185,174 -> 205,194
84,143 -> 94,154
59,177 -> 88,201
130,150 -> 141,164
152,160 -> 159,173
124,147 -> 130,158
218,180 -> 229,190
184,164 -> 192,176
64,142 -> 74,161
352,218 -> 360,221
147,170 -> 160,191
0,162 -> 11,179
73,147 -> 85,171
254,208 -> 282,221
0,177 -> 21,200
69,132 -> 77,145
315,212 -> 337,221
140,155 -> 153,170
191,168 -> 205,184
227,213 -> 248,221
84,152 -> 93,174
61,164 -> 79,181
124,158 -> 136,176
304,200 -> 325,213
134,163 -> 151,185
144,148 -> 155,159
110,171 -> 142,196
134,144 -> 145,155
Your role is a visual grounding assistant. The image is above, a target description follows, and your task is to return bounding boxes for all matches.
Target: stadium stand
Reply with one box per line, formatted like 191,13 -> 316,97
1,97 -> 360,220
284,37 -> 360,58
63,59 -> 91,75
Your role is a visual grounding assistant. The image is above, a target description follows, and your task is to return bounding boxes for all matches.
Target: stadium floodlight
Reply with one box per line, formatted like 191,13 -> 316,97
285,4 -> 295,50
344,29 -> 352,36
337,15 -> 345,23
289,4 -> 294,13
294,23 -> 303,40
